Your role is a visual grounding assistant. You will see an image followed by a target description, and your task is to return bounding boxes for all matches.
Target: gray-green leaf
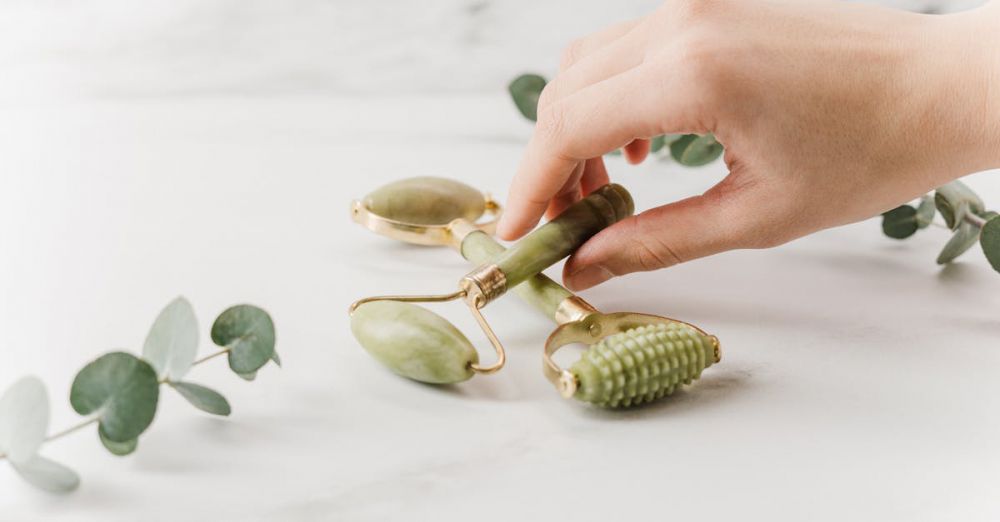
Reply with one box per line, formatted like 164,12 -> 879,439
881,205 -> 918,239
98,426 -> 138,456
980,215 -> 1000,273
937,221 -> 980,264
170,382 -> 231,416
0,376 -> 49,464
649,135 -> 667,153
211,305 -> 276,375
10,455 -> 80,493
915,195 -> 935,229
70,352 -> 160,443
670,134 -> 724,166
142,296 -> 199,381
508,73 -> 547,122
935,180 -> 984,230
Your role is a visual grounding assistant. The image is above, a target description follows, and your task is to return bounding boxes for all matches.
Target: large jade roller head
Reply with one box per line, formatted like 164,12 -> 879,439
458,231 -> 721,409
349,177 -> 634,385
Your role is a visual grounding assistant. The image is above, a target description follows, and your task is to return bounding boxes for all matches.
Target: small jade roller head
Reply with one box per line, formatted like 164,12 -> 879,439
544,308 -> 721,409
350,300 -> 479,384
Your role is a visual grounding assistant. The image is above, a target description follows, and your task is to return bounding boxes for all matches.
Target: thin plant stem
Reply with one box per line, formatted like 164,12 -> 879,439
0,348 -> 232,462
963,213 -> 988,228
45,417 -> 98,442
192,348 -> 229,367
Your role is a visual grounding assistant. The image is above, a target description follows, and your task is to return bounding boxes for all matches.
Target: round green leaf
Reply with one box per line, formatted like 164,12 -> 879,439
142,296 -> 199,380
915,195 -> 936,229
10,455 -> 79,493
881,205 -> 918,239
211,305 -> 276,375
70,352 -> 160,443
649,135 -> 667,153
98,426 -> 138,456
670,134 -> 724,166
936,222 -> 980,265
0,376 -> 49,464
235,370 -> 257,382
981,215 -> 1000,273
508,73 -> 547,122
935,180 -> 983,230
170,382 -> 231,416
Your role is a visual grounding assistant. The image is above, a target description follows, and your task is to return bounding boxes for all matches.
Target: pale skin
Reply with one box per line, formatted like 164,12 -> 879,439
497,0 -> 1000,290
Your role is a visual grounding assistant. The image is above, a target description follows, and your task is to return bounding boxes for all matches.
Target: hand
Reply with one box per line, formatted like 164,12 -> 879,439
497,0 -> 1000,290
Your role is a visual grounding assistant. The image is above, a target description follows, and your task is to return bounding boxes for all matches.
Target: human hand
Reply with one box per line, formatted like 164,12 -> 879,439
497,0 -> 1000,290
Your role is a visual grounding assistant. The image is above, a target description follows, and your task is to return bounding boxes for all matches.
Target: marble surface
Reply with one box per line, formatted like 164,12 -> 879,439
1,1 -> 999,521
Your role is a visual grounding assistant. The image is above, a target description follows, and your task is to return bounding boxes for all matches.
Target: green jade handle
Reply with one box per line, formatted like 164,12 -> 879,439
471,183 -> 633,295
461,231 -> 576,320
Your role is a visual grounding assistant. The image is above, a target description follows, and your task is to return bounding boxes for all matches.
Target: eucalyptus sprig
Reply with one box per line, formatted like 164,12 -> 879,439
0,297 -> 278,493
508,73 -> 724,166
881,180 -> 1000,272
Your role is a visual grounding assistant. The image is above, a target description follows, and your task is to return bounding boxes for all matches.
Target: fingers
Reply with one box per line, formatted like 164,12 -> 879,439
539,29 -> 645,117
545,162 -> 584,219
580,157 -> 610,195
623,139 -> 651,164
559,18 -> 641,71
563,188 -> 744,290
498,64 -> 710,239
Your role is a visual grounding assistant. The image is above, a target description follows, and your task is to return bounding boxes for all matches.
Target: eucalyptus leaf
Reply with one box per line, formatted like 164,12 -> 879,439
142,296 -> 199,381
936,222 -> 980,265
508,73 -> 547,122
0,376 -> 49,464
881,205 -> 918,239
211,305 -> 276,375
915,196 -> 936,229
170,382 -> 231,416
935,180 -> 984,230
10,455 -> 80,494
98,427 -> 138,456
70,352 -> 160,443
670,134 -> 724,166
649,135 -> 667,153
981,215 -> 1000,273
235,370 -> 257,382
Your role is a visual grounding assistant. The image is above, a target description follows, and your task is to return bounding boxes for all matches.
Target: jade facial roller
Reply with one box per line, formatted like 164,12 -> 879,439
350,177 -> 634,384
350,177 -> 721,408
458,229 -> 720,408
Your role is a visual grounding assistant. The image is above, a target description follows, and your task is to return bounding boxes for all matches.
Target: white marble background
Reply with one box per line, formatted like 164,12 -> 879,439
1,1 -> 998,521
0,0 -> 988,100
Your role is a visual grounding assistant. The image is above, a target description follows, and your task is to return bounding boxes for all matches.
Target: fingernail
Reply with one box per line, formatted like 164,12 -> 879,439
566,264 -> 614,291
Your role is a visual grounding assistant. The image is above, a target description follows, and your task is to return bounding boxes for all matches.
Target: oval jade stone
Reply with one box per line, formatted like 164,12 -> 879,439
350,301 -> 478,384
363,177 -> 486,225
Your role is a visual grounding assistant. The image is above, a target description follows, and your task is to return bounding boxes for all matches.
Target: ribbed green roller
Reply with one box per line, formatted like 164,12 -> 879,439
571,323 -> 717,408
460,230 -> 720,409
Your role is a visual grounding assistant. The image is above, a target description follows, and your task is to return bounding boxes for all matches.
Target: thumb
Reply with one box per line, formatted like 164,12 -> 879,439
563,191 -> 747,290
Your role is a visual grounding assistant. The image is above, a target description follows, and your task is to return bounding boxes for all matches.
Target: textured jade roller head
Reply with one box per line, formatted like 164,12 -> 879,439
349,177 -> 635,384
459,229 -> 720,409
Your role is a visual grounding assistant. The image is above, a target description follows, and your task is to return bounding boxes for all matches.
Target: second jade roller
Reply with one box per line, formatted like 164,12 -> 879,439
350,183 -> 634,384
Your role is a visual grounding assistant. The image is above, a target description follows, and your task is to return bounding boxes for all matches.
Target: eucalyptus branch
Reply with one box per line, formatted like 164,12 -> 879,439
0,298 -> 278,493
881,180 -> 1000,272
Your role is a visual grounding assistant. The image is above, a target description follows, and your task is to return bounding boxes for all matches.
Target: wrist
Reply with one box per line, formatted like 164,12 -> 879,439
932,4 -> 1000,173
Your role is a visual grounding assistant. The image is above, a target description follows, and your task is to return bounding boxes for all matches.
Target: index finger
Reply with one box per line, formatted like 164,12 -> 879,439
498,65 -> 673,240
